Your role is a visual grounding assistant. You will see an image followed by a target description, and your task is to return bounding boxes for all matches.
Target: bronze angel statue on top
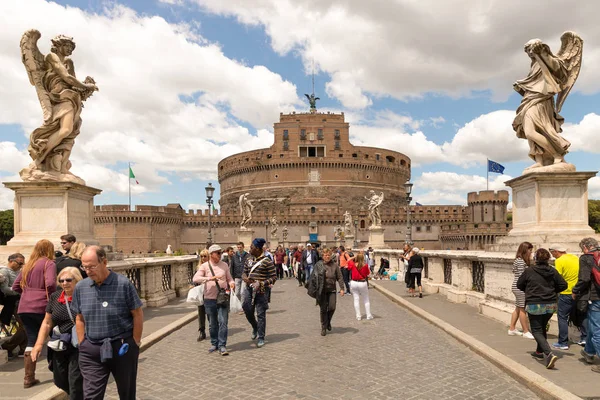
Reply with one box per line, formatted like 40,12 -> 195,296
19,30 -> 98,184
513,31 -> 583,173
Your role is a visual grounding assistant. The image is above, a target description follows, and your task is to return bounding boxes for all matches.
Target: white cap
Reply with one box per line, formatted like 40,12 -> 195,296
306,243 -> 312,247
412,248 -> 420,254
208,244 -> 222,254
549,244 -> 567,252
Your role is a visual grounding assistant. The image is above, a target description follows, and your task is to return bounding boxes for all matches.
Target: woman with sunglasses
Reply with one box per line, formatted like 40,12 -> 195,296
31,267 -> 84,399
196,249 -> 210,342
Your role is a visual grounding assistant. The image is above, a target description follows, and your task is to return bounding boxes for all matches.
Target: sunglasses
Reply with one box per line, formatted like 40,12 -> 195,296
201,255 -> 209,258
59,278 -> 73,283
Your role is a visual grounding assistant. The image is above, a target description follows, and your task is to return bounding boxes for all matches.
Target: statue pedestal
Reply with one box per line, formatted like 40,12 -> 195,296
237,228 -> 254,248
367,226 -> 387,249
344,235 -> 355,250
270,236 -> 279,249
1,181 -> 101,258
492,171 -> 599,252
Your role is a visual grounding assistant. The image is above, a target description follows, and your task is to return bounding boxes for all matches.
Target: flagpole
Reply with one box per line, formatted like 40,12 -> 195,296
486,158 -> 489,191
128,162 -> 132,212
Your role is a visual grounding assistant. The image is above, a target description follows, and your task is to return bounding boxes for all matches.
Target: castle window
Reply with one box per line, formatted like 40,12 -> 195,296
317,129 -> 324,140
283,141 -> 289,151
376,153 -> 381,161
283,130 -> 289,140
386,155 -> 395,163
365,154 -> 369,159
280,153 -> 284,158
401,160 -> 406,166
352,153 -> 358,158
334,129 -> 340,139
339,154 -> 343,158
300,129 -> 306,140
299,146 -> 325,158
334,141 -> 341,150
416,226 -> 422,232
267,154 -> 272,159
360,220 -> 365,229
311,207 -> 316,214
426,226 -> 431,232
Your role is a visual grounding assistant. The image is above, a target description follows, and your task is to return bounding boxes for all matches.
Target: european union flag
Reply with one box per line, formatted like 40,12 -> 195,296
487,160 -> 505,174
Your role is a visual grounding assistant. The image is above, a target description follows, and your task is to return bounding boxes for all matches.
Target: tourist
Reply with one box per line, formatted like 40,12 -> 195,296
517,248 -> 567,369
400,243 -> 412,288
12,239 -> 57,388
196,249 -> 209,341
407,248 -> 424,298
60,234 -> 77,255
73,246 -> 144,399
572,237 -> 600,372
302,243 -> 319,287
375,257 -> 390,280
338,245 -> 352,295
367,247 -> 376,275
275,245 -> 285,280
509,242 -> 534,339
549,244 -> 585,350
31,267 -> 84,399
308,247 -> 344,336
242,238 -> 277,348
193,244 -> 234,355
295,244 -> 304,287
0,253 -> 27,358
56,242 -> 87,279
221,246 -> 235,273
232,242 -> 251,301
348,251 -> 372,320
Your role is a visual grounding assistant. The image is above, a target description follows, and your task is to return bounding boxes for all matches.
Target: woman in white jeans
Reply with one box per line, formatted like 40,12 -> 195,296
348,251 -> 373,320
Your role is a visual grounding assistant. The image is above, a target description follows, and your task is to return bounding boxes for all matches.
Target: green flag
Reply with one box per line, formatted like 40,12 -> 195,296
129,166 -> 139,184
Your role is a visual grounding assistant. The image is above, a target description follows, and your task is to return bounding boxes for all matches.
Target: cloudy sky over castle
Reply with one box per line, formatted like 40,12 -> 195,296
1,0 -> 600,211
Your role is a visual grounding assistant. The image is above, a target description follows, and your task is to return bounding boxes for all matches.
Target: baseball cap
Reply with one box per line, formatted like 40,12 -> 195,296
306,243 -> 312,247
548,244 -> 566,252
208,244 -> 222,254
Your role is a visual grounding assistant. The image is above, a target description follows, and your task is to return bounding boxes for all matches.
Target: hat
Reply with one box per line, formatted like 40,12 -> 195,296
548,244 -> 567,252
412,247 -> 420,254
208,244 -> 222,254
306,243 -> 312,247
252,238 -> 266,249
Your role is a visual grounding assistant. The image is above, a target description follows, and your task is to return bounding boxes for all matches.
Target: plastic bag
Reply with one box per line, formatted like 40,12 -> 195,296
229,291 -> 243,313
186,285 -> 204,305
282,264 -> 289,273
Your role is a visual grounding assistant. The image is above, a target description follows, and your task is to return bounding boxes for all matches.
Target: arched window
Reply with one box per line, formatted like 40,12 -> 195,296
310,207 -> 316,214
360,220 -> 365,229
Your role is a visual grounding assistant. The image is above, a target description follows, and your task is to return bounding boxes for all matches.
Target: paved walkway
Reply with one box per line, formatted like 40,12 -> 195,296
375,280 -> 599,399
0,297 -> 195,400
105,279 -> 538,399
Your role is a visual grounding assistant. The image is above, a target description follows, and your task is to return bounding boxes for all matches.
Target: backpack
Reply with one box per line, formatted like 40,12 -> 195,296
591,251 -> 600,287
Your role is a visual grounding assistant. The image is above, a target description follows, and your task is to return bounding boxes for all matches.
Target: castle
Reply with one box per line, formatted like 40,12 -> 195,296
94,111 -> 510,253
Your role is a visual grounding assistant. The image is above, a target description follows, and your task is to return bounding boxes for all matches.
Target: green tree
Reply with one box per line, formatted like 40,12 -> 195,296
0,209 -> 14,245
590,200 -> 600,233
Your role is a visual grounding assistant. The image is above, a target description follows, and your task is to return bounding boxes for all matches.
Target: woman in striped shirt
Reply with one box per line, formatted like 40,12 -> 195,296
509,241 -> 534,339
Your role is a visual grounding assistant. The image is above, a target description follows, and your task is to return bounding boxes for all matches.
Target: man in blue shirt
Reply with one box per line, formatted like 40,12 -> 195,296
72,246 -> 144,400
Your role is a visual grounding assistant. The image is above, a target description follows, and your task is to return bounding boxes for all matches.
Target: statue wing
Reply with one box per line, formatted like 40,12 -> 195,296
20,29 -> 52,124
555,31 -> 583,113
304,93 -> 311,101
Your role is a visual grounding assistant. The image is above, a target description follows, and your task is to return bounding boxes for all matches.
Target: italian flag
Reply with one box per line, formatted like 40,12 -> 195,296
129,166 -> 139,184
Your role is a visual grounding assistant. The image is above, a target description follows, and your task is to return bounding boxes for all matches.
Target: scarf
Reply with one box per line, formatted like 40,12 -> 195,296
57,290 -> 73,304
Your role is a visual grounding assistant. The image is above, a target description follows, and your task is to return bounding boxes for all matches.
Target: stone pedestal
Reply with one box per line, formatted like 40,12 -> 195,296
493,171 -> 598,252
237,228 -> 254,248
344,235 -> 354,250
367,226 -> 386,249
1,181 -> 101,258
270,236 -> 279,249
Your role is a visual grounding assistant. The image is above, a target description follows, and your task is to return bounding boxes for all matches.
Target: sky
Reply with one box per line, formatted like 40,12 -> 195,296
1,0 -> 600,212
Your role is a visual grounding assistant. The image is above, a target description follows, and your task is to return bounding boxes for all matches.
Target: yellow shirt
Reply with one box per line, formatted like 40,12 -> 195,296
555,253 -> 579,295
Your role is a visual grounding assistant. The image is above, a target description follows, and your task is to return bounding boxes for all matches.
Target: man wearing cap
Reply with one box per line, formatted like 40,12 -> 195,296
550,245 -> 585,350
301,243 -> 320,288
242,238 -> 276,348
193,244 -> 235,355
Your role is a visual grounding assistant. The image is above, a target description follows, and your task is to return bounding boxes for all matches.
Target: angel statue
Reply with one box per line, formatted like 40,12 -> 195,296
304,93 -> 320,112
19,30 -> 98,184
365,190 -> 384,227
343,210 -> 353,236
239,193 -> 254,229
270,216 -> 279,237
282,226 -> 288,241
513,31 -> 583,173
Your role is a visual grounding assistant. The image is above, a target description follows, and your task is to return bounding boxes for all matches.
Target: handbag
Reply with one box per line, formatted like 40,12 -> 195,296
65,294 -> 79,348
207,262 -> 229,307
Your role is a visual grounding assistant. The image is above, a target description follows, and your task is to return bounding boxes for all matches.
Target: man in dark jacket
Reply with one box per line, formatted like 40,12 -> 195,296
572,237 -> 600,372
301,244 -> 320,288
232,242 -> 251,301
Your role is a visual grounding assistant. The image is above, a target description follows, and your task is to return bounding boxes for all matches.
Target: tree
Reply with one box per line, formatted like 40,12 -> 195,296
590,200 -> 600,233
0,209 -> 14,245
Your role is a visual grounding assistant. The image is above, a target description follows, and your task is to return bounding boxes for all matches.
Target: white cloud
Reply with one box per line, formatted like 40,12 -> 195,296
590,177 -> 600,200
183,0 -> 600,107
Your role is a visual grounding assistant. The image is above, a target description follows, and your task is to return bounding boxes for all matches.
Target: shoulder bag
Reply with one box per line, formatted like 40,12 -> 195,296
64,294 -> 79,348
208,262 -> 229,307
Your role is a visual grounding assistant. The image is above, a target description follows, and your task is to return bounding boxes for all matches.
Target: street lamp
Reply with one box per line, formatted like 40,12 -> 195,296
353,218 -> 358,249
205,183 -> 215,247
404,182 -> 413,245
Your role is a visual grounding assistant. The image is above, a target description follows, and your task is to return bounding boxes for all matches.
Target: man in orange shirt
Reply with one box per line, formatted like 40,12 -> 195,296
338,246 -> 352,295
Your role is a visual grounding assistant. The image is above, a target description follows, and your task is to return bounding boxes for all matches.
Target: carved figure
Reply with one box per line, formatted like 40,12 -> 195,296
270,216 -> 279,236
282,226 -> 288,241
239,193 -> 254,229
343,211 -> 353,236
20,30 -> 98,184
304,93 -> 320,111
365,191 -> 384,227
334,226 -> 344,241
513,31 -> 583,172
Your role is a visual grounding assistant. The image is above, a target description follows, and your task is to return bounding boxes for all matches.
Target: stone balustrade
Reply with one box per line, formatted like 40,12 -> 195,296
373,249 -> 520,325
108,255 -> 199,307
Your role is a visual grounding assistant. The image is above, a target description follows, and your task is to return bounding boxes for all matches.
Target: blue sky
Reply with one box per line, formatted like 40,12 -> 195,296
1,0 -> 600,211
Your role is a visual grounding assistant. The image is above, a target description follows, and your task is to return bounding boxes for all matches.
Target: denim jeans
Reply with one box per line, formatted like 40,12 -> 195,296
557,294 -> 587,345
305,264 -> 313,283
585,300 -> 600,355
203,299 -> 229,348
242,288 -> 268,340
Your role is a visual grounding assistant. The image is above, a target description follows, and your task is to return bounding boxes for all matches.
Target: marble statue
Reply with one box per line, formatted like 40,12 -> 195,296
19,30 -> 98,184
366,191 -> 384,227
334,225 -> 344,241
513,31 -> 583,173
282,226 -> 288,241
239,193 -> 254,229
270,216 -> 279,236
343,211 -> 353,236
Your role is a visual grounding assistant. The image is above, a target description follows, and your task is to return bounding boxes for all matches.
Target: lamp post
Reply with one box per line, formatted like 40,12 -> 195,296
205,183 -> 215,247
404,182 -> 413,245
265,219 -> 270,244
353,218 -> 358,249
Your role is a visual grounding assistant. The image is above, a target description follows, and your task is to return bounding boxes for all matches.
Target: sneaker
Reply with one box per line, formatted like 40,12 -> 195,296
523,332 -> 535,340
321,328 -> 326,336
257,339 -> 265,348
251,329 -> 257,340
551,343 -> 569,350
366,315 -> 374,320
220,347 -> 229,356
508,329 -> 523,336
591,365 -> 600,373
577,340 -> 586,346
545,353 -> 558,369
208,345 -> 218,353
356,316 -> 362,321
531,351 -> 544,359
581,349 -> 595,364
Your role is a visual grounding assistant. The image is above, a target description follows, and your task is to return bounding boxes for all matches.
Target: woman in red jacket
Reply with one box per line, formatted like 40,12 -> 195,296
348,251 -> 373,320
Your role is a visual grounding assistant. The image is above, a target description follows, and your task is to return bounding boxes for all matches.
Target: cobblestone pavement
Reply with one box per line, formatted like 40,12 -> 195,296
106,279 -> 539,399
